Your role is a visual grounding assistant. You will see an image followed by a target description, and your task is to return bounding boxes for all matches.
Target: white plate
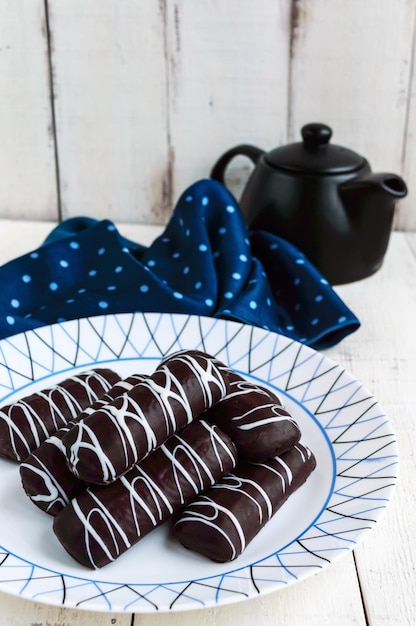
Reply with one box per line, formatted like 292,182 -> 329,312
0,313 -> 398,613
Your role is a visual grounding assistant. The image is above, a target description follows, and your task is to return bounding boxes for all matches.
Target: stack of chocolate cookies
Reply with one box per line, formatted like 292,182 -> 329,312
0,350 -> 316,569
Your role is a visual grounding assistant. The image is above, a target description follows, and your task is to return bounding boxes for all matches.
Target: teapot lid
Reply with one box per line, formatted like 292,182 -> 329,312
265,123 -> 366,174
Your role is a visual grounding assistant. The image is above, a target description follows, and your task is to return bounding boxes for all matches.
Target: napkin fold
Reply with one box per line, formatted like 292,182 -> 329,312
0,179 -> 359,349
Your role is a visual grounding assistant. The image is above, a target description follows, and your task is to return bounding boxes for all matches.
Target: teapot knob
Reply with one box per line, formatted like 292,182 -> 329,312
301,123 -> 332,148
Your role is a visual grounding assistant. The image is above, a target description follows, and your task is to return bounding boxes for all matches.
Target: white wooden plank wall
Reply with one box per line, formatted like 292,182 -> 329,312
0,0 -> 57,220
1,0 -> 416,228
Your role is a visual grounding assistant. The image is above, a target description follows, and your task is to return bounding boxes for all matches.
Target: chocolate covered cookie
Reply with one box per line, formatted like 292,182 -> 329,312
204,372 -> 301,461
0,368 -> 120,461
174,442 -> 316,562
53,420 -> 237,568
19,374 -> 147,515
62,350 -> 230,484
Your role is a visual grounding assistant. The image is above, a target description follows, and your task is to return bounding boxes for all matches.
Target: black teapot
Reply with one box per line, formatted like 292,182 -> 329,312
211,123 -> 408,284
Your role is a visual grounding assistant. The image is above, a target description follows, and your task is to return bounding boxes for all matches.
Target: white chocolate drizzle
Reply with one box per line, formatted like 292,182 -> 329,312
54,420 -> 237,569
0,369 -> 117,461
63,351 -> 229,484
175,443 -> 315,562
20,374 -> 147,514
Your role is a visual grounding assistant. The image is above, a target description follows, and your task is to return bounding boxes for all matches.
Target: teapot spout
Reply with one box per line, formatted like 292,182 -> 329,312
340,172 -> 407,275
356,172 -> 407,198
341,171 -> 407,219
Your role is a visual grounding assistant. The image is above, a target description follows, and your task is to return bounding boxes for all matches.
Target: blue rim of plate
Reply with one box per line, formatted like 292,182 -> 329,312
0,313 -> 398,613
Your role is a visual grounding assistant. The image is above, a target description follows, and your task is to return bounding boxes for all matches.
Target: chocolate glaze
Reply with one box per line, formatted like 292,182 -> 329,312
204,370 -> 301,460
53,420 -> 237,569
62,350 -> 230,485
174,442 -> 316,562
19,374 -> 147,516
0,368 -> 120,461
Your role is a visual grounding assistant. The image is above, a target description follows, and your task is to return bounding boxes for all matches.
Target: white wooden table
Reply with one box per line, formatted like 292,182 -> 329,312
0,221 -> 414,626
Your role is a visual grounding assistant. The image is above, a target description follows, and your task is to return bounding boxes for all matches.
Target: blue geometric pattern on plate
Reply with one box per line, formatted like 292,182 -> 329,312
0,313 -> 398,613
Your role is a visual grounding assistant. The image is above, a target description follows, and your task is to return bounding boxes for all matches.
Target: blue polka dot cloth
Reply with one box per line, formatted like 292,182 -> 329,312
0,179 -> 359,349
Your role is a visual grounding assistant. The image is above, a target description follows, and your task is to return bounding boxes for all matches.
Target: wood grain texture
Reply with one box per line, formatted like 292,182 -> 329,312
0,222 -> 413,624
288,0 -> 415,173
397,15 -> 416,231
0,590 -> 131,626
1,0 -> 416,227
0,0 -> 58,220
131,556 -> 366,626
48,0 -> 170,224
330,233 -> 416,626
166,0 -> 292,203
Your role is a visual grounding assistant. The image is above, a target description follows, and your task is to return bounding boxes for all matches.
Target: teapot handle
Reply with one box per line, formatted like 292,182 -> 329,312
210,145 -> 264,183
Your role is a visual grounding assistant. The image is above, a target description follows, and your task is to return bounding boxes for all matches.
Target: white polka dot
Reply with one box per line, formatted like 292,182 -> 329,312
185,195 -> 193,202
226,205 -> 235,213
11,299 -> 19,308
232,272 -> 241,280
89,270 -> 97,277
338,316 -> 347,323
239,254 -> 248,262
183,266 -> 190,275
205,298 -> 214,306
114,265 -> 123,273
147,260 -> 156,267
107,224 -> 116,231
107,286 -> 117,291
315,294 -> 324,302
320,278 -> 329,285
140,285 -> 149,293
199,244 -> 208,252
99,301 -> 108,309
311,318 -> 319,325
6,315 -> 15,325
173,292 -> 183,299
60,260 -> 69,268
30,252 -> 39,259
224,291 -> 233,299
22,274 -> 31,283
286,325 -> 295,331
218,227 -> 227,235
66,298 -> 75,303
69,242 -> 79,249
249,301 -> 258,309
172,252 -> 181,259
98,247 -> 106,255
202,197 -> 209,206
194,281 -> 202,290
49,282 -> 58,291
295,258 -> 305,264
78,288 -> 86,294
